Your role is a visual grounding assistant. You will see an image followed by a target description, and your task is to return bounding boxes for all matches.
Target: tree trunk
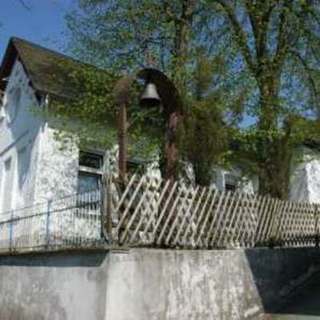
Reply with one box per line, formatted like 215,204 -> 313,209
256,72 -> 292,199
164,111 -> 181,181
171,0 -> 196,89
160,0 -> 195,181
118,102 -> 127,184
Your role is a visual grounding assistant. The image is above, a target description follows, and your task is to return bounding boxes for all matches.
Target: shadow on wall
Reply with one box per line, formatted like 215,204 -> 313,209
272,272 -> 320,317
0,250 -> 108,267
245,247 -> 320,317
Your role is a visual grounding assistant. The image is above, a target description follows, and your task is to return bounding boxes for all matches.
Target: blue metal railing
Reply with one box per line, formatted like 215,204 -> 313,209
0,189 -> 105,253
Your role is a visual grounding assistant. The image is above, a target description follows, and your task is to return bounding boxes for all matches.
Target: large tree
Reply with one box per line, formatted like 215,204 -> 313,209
209,0 -> 320,198
65,0 -> 320,197
64,0 -> 241,184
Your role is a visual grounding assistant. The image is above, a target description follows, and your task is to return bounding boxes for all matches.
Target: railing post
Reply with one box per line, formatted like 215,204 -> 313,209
46,200 -> 52,248
315,204 -> 319,248
9,210 -> 14,253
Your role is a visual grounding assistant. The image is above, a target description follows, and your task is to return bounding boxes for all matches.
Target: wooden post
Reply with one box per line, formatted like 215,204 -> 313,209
268,199 -> 281,247
164,111 -> 182,182
102,174 -> 113,244
114,76 -> 134,184
118,102 -> 127,184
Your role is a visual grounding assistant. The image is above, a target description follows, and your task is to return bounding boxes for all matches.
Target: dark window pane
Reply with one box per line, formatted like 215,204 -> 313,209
79,151 -> 103,169
225,183 -> 236,192
225,174 -> 237,192
78,172 -> 101,193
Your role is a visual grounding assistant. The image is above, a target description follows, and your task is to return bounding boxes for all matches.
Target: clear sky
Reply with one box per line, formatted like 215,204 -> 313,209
0,1 -> 257,128
0,0 -> 74,60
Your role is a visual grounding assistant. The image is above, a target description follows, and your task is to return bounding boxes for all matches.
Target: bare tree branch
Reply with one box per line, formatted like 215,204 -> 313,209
289,48 -> 320,111
273,1 -> 294,68
214,0 -> 256,74
244,0 -> 275,63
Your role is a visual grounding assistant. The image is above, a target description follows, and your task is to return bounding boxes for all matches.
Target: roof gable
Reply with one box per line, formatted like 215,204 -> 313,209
0,37 -> 104,100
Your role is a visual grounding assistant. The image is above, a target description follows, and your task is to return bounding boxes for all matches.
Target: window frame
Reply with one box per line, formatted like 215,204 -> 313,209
77,150 -> 104,194
224,173 -> 238,192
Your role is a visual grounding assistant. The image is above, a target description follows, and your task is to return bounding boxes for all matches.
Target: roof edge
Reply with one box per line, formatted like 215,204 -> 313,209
0,37 -> 18,91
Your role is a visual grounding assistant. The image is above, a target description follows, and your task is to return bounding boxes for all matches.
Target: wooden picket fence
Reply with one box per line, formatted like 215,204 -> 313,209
106,174 -> 320,249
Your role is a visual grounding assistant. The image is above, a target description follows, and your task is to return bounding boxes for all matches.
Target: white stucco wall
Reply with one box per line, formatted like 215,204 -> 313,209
33,125 -> 79,202
0,59 -> 43,214
290,146 -> 320,203
0,58 -> 82,211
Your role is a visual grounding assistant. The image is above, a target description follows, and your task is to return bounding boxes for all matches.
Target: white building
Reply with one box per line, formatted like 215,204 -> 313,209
0,37 -> 319,216
0,38 -> 107,215
0,38 -> 105,248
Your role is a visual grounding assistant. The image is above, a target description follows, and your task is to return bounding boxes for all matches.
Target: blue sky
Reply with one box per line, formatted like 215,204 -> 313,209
0,0 -> 74,60
0,1 -> 257,128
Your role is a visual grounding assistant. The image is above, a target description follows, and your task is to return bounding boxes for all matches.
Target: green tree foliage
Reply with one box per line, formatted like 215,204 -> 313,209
48,63 -> 118,150
64,0 -> 238,183
179,52 -> 245,185
64,0 -> 320,196
66,1 -> 195,71
49,61 -> 162,161
209,0 -> 320,198
180,101 -> 228,186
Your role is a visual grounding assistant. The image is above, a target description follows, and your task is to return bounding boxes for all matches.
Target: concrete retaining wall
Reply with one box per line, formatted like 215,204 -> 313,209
0,248 -> 319,320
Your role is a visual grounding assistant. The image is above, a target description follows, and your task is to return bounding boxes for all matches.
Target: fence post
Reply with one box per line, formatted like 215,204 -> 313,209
269,200 -> 282,247
102,174 -> 113,244
46,200 -> 52,248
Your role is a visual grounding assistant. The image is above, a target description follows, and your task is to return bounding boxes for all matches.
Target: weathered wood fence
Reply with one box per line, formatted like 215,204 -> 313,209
106,174 -> 320,249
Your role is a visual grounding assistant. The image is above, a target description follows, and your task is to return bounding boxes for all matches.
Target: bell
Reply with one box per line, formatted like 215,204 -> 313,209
140,82 -> 161,107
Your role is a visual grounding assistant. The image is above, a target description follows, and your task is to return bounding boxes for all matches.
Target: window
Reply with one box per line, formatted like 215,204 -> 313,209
224,173 -> 237,192
1,158 -> 14,212
79,151 -> 103,169
211,170 -> 217,184
0,107 -> 5,122
0,89 -> 4,105
127,159 -> 146,174
17,147 -> 28,189
0,90 -> 6,122
6,87 -> 21,124
77,151 -> 104,193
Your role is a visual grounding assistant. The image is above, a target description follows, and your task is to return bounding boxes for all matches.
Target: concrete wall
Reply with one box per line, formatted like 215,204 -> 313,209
0,248 -> 319,320
0,251 -> 108,320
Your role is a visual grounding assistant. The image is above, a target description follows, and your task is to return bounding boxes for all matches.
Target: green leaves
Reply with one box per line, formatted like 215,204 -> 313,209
60,0 -> 320,197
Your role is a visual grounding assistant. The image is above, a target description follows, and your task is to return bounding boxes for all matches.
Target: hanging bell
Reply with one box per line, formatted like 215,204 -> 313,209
140,82 -> 161,107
